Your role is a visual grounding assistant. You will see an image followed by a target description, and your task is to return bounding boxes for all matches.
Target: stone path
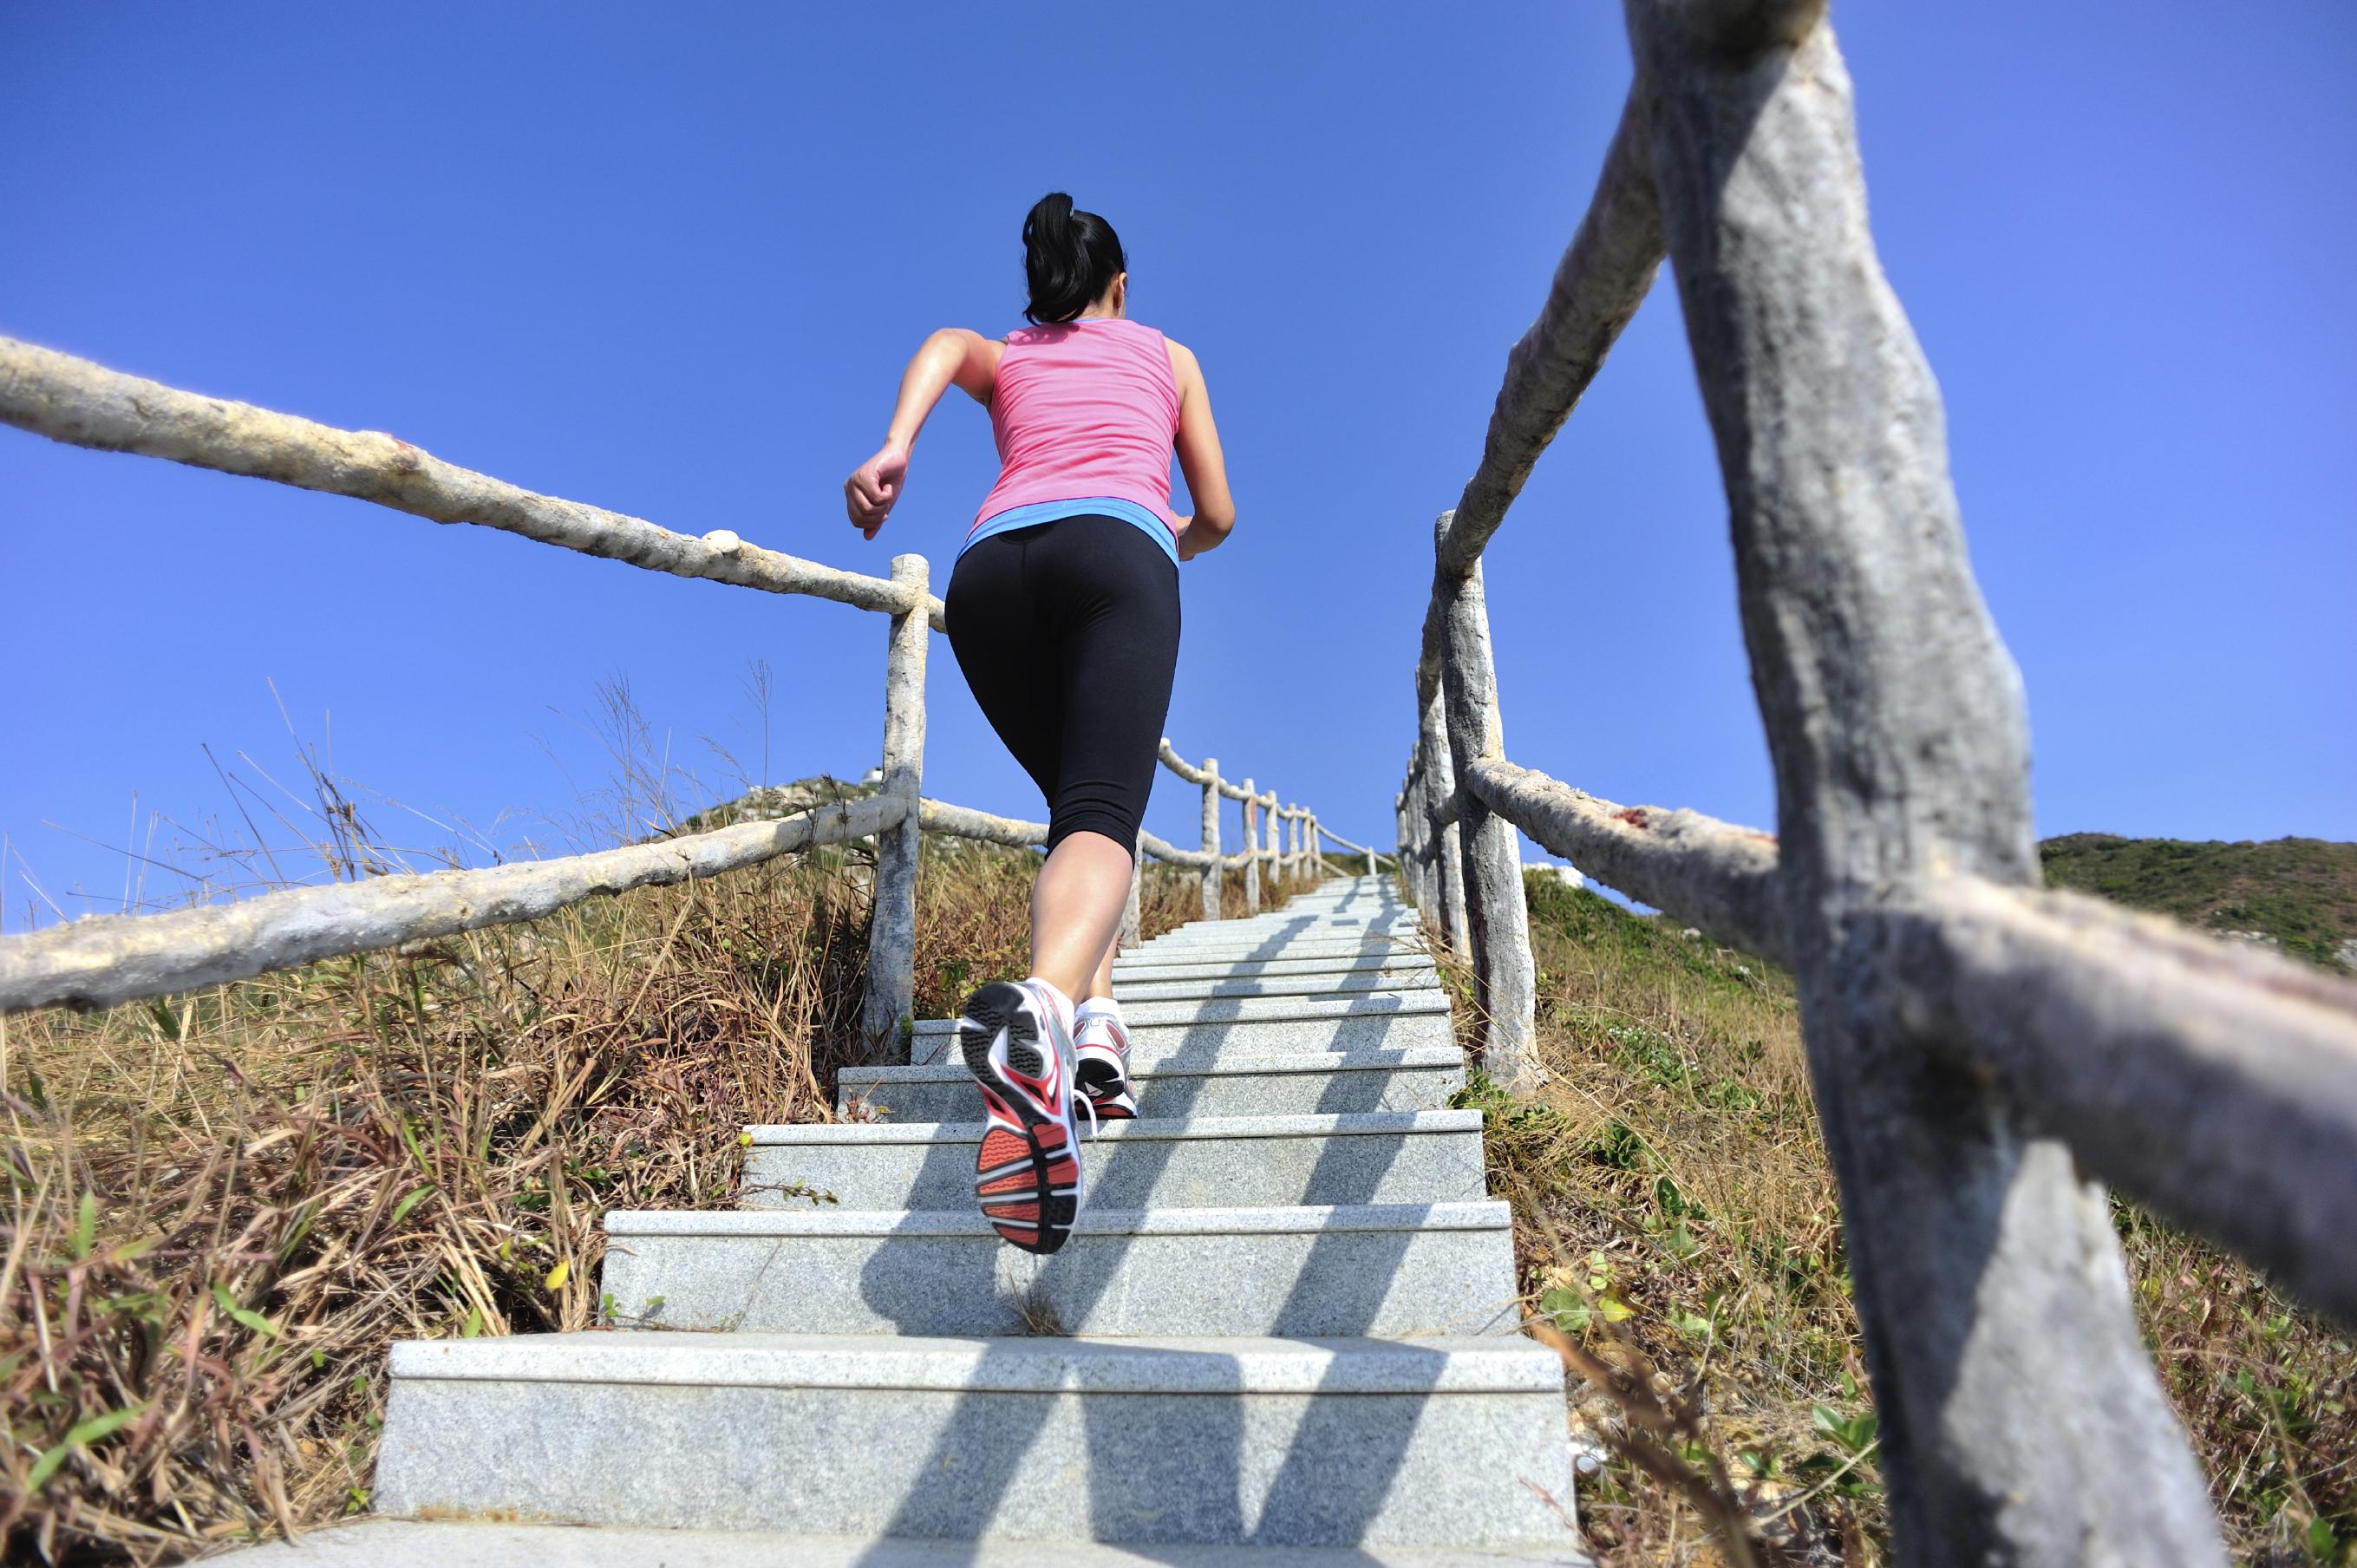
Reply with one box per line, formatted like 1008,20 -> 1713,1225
229,879 -> 1588,1565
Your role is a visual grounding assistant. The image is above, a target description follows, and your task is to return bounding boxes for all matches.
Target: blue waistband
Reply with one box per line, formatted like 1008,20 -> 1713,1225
962,498 -> 1179,565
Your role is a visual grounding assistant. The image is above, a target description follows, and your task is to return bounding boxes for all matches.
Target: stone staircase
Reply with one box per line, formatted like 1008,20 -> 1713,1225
238,879 -> 1588,1565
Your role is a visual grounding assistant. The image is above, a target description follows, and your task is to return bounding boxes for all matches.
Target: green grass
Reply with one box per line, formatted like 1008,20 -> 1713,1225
4,829 -> 1315,1565
2040,832 -> 2357,971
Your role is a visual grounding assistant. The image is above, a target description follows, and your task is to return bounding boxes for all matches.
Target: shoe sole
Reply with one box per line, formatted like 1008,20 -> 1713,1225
959,982 -> 1081,1254
1075,1042 -> 1139,1120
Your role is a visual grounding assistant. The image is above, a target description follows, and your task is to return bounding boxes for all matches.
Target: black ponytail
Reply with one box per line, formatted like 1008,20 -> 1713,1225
1022,192 -> 1127,324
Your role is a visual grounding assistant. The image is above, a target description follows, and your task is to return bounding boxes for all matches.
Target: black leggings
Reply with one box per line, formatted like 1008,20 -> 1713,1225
945,516 -> 1181,858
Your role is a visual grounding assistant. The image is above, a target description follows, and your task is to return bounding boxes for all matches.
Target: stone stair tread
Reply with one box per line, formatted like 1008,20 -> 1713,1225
1113,991 -> 1444,1024
742,1108 -> 1484,1144
1115,972 -> 1443,1003
1139,924 -> 1416,942
206,1520 -> 1594,1567
387,1330 -> 1563,1393
741,1112 -> 1486,1214
597,1201 -> 1521,1338
839,1045 -> 1463,1121
357,882 -> 1579,1555
1112,953 -> 1437,978
1123,940 -> 1426,962
917,992 -> 1447,1026
608,1198 -> 1513,1237
908,1009 -> 1454,1068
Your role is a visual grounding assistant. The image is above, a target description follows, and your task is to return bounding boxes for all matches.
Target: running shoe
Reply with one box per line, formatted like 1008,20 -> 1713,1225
957,977 -> 1083,1254
1074,999 -> 1139,1120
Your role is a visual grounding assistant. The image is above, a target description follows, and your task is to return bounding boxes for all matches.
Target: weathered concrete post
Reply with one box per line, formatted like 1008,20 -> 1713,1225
1415,617 -> 1471,957
1242,778 -> 1262,914
1402,768 -> 1433,916
1199,756 -> 1222,920
1395,787 -> 1411,903
1433,513 -> 1538,1088
1409,774 -> 1429,913
1260,792 -> 1277,890
861,553 -> 929,1060
1627,5 -> 2221,1557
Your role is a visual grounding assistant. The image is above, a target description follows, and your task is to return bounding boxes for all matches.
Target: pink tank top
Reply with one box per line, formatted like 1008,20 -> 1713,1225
968,317 -> 1182,556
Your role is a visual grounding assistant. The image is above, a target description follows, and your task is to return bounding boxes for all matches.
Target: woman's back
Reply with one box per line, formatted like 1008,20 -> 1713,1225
973,317 -> 1182,547
842,187 -> 1237,1255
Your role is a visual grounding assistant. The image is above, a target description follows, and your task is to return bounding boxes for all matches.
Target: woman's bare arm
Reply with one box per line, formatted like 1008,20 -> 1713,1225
1165,338 -> 1235,560
845,329 -> 1004,539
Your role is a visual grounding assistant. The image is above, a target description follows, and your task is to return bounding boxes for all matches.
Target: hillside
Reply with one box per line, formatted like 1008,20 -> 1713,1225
2040,832 -> 2357,973
1482,861 -> 2354,1564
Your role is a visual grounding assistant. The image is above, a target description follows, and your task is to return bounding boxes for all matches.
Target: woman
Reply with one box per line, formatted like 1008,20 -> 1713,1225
844,193 -> 1236,1255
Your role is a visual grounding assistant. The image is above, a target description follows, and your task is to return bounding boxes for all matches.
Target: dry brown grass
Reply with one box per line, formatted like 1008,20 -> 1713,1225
2,831 -> 1312,1565
1466,872 -> 2356,1566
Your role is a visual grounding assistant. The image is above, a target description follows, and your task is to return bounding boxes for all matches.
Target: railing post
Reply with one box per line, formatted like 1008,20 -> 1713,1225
1242,777 -> 1261,914
1627,7 -> 2218,1553
1403,774 -> 1424,912
1433,512 -> 1538,1089
1199,756 -> 1223,920
1402,768 -> 1433,916
861,553 -> 929,1061
1394,787 -> 1410,900
1262,794 -> 1277,888
1418,643 -> 1471,956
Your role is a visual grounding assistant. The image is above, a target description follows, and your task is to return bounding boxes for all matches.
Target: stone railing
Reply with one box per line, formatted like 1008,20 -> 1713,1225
1390,4 -> 2357,1561
0,337 -> 1345,1055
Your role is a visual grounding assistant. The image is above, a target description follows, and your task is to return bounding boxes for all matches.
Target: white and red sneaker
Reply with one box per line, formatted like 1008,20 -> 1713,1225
1074,998 -> 1139,1120
957,978 -> 1084,1254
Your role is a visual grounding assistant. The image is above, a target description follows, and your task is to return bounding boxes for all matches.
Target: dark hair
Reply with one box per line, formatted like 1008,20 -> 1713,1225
1022,193 -> 1126,324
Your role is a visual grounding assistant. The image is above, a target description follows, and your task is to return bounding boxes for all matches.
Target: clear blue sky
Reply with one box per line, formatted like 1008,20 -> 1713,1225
4,3 -> 2352,929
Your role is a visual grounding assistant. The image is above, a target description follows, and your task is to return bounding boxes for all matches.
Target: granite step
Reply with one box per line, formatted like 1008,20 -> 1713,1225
598,1200 -> 1519,1338
741,1110 -> 1489,1212
1138,918 -> 1417,944
1125,934 -> 1425,963
1137,907 -> 1413,932
373,1333 -> 1576,1548
1111,951 -> 1438,982
1104,992 -> 1443,1027
1114,969 -> 1444,1003
841,1046 -> 1464,1122
207,1521 -> 1594,1567
910,994 -> 1453,1067
355,881 -> 1582,1560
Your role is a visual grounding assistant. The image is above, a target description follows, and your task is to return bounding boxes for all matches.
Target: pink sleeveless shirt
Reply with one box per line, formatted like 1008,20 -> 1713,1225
965,317 -> 1182,562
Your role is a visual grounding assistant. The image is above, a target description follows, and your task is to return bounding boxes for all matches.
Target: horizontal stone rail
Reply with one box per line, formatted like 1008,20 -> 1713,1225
0,336 -> 953,633
1459,757 -> 1785,964
1310,821 -> 1389,865
1390,0 -> 2348,1554
1460,758 -> 2357,1318
0,795 -> 904,1014
1874,875 -> 2357,1323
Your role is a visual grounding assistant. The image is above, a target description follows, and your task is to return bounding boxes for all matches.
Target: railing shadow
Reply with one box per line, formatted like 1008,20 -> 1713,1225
828,909 -> 1505,1552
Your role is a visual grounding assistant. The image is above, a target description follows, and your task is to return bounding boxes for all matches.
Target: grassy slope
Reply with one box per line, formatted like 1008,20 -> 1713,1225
3,834 -> 1316,1565
1479,863 -> 2355,1567
2040,833 -> 2357,971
